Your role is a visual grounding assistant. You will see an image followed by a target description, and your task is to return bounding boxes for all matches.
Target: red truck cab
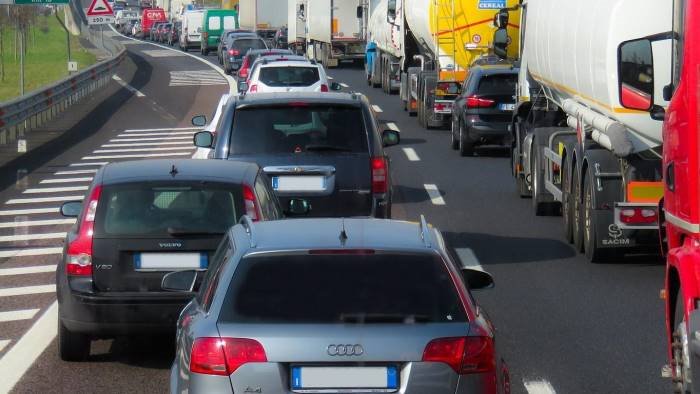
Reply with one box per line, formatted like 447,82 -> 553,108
141,8 -> 167,36
663,0 -> 700,392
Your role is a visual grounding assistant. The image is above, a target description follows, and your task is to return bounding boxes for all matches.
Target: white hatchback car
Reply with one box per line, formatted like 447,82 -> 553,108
242,61 -> 340,93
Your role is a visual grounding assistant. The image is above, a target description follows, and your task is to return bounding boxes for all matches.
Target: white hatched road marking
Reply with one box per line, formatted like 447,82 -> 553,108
102,141 -> 192,147
23,186 -> 88,194
112,75 -> 145,97
6,196 -> 84,205
0,232 -> 66,242
340,83 -> 349,88
0,265 -> 57,276
123,127 -> 201,132
402,148 -> 420,162
142,49 -> 187,57
69,162 -> 109,167
117,131 -> 196,137
169,70 -> 227,87
93,147 -> 193,153
55,169 -> 98,175
524,380 -> 557,394
372,105 -> 383,113
386,122 -> 400,131
0,284 -> 56,297
82,152 -> 192,160
0,301 -> 58,393
455,248 -> 484,272
110,136 -> 192,142
40,177 -> 93,184
0,218 -> 74,228
424,184 -> 446,205
0,309 -> 40,323
0,207 -> 59,216
0,340 -> 9,352
0,247 -> 62,258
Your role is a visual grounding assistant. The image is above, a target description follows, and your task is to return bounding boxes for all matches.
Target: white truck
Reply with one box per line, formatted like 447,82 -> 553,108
503,0 -> 673,262
366,0 -> 520,128
287,0 -> 307,54
238,0 -> 287,47
304,0 -> 366,67
115,9 -> 139,28
179,9 -> 204,51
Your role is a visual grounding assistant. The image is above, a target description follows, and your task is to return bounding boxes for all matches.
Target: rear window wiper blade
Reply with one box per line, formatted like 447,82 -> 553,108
167,228 -> 225,236
338,313 -> 431,324
305,144 -> 353,152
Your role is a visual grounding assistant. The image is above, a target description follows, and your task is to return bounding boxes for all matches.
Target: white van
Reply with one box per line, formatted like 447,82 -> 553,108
115,10 -> 139,27
179,10 -> 204,51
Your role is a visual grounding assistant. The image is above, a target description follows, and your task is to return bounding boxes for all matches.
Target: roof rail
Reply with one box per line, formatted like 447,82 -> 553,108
419,215 -> 431,248
239,215 -> 257,248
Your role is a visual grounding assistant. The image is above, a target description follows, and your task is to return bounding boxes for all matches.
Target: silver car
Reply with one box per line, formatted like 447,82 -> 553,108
166,217 -> 508,394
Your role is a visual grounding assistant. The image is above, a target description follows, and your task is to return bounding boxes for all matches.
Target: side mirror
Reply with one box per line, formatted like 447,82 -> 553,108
461,268 -> 494,290
382,129 -> 400,146
191,115 -> 207,127
618,38 -> 654,111
60,201 -> 83,218
493,28 -> 509,59
193,131 -> 214,148
238,81 -> 249,93
162,270 -> 197,292
286,198 -> 311,216
330,82 -> 342,91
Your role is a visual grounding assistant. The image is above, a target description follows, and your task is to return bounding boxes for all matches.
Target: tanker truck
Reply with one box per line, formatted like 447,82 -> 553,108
366,0 -> 520,128
501,0 -> 672,263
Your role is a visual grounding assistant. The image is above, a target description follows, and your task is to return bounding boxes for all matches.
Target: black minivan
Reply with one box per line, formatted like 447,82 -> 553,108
56,159 -> 283,361
193,92 -> 400,218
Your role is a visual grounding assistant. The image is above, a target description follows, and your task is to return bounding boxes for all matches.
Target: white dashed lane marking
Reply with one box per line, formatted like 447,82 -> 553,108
6,196 -> 84,205
386,122 -> 400,131
40,177 -> 93,184
0,265 -> 57,276
402,148 -> 420,162
423,184 -> 446,205
0,208 -> 59,216
0,219 -> 74,228
0,285 -> 56,297
0,309 -> 40,323
112,75 -> 145,98
372,105 -> 383,113
340,83 -> 349,88
524,380 -> 557,394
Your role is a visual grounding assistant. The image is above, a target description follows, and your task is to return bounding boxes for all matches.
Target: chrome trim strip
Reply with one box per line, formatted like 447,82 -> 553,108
666,211 -> 700,234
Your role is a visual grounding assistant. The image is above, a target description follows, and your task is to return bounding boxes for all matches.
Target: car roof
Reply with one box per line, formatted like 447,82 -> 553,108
236,218 -> 439,253
258,60 -> 315,68
470,64 -> 519,75
247,49 -> 293,56
98,159 -> 259,185
233,92 -> 364,107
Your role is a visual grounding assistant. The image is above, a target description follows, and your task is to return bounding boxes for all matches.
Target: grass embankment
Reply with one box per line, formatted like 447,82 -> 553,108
0,13 -> 97,102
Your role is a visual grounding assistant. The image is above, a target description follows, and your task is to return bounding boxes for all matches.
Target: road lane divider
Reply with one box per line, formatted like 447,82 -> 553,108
424,184 -> 446,205
0,284 -> 56,297
69,162 -> 109,167
40,177 -> 93,184
0,232 -> 66,242
0,265 -> 57,276
111,75 -> 146,98
6,196 -> 84,205
0,309 -> 40,323
82,152 -> 192,160
402,148 -> 420,162
524,380 -> 557,394
0,219 -> 74,229
372,105 -> 383,113
386,122 -> 400,131
0,208 -> 59,216
340,83 -> 349,88
23,186 -> 89,194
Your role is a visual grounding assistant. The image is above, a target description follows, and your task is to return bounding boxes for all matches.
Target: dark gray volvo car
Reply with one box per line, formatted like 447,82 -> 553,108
166,217 -> 508,393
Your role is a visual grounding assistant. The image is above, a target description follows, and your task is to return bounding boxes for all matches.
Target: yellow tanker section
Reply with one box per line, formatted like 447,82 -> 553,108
429,0 -> 520,82
222,0 -> 239,9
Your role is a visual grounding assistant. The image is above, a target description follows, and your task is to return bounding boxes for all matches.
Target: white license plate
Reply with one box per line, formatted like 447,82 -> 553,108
291,366 -> 398,392
135,253 -> 207,271
272,176 -> 326,192
499,103 -> 515,111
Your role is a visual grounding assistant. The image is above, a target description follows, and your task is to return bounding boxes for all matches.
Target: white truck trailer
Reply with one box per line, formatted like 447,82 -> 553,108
238,0 -> 287,47
305,0 -> 366,67
366,0 -> 520,128
287,0 -> 307,54
503,0 -> 673,262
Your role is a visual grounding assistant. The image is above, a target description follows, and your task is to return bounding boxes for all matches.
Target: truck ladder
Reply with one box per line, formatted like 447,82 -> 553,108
432,0 -> 459,80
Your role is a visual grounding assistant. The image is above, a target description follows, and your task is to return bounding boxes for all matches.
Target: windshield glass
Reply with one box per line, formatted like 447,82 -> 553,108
233,38 -> 267,52
478,73 -> 518,96
259,66 -> 319,87
220,253 -> 467,324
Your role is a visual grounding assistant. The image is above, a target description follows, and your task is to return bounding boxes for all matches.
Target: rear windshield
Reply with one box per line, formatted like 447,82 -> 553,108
478,74 -> 517,95
257,30 -> 276,39
233,39 -> 267,52
94,182 -> 241,237
220,254 -> 467,324
259,66 -> 319,87
229,105 -> 368,155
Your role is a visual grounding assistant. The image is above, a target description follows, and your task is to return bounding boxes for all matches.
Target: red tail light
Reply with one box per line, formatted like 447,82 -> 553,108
242,184 -> 260,221
320,84 -> 329,92
239,58 -> 250,77
371,157 -> 388,194
249,84 -> 258,93
422,336 -> 496,374
190,337 -> 267,376
66,185 -> 102,276
466,95 -> 496,108
619,207 -> 658,224
228,49 -> 239,56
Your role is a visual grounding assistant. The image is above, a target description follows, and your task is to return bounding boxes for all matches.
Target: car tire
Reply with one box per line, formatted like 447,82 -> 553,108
674,294 -> 693,394
583,172 -> 619,263
58,320 -> 90,362
450,118 -> 459,150
459,125 -> 474,156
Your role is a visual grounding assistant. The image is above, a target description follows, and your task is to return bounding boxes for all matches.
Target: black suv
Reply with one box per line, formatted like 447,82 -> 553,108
450,64 -> 518,156
193,92 -> 400,218
56,159 -> 283,361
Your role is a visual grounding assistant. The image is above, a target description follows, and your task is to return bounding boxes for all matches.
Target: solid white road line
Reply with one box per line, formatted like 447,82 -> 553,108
40,177 -> 93,184
424,184 -> 446,205
23,186 -> 88,194
112,75 -> 146,97
386,122 -> 400,131
340,83 -> 349,88
92,147 -> 193,153
0,339 -> 9,352
0,265 -> 57,276
102,141 -> 192,147
402,147 -> 420,162
0,207 -> 59,216
6,196 -> 84,205
0,232 -> 66,242
82,152 -> 192,160
110,136 -> 192,142
0,309 -> 40,323
0,284 -> 56,297
55,169 -> 98,175
524,380 -> 557,394
454,248 -> 484,272
123,127 -> 201,132
117,131 -> 196,137
372,105 -> 383,113
0,301 -> 58,393
69,162 -> 109,167
0,247 -> 62,258
0,218 -> 74,229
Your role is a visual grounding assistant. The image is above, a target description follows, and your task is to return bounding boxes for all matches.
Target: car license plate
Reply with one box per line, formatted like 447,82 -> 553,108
291,366 -> 398,393
272,176 -> 326,192
134,253 -> 207,271
499,103 -> 515,111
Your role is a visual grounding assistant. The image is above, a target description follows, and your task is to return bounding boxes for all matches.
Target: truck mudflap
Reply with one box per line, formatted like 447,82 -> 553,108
593,210 -> 659,250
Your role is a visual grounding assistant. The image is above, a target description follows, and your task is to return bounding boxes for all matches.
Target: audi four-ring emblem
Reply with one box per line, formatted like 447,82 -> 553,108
327,344 -> 364,356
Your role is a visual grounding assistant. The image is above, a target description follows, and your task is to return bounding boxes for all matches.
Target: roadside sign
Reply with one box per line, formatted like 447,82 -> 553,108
68,61 -> 78,72
1,0 -> 69,4
86,0 -> 114,25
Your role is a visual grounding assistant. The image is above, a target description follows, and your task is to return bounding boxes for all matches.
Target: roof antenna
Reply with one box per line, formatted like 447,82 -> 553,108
169,164 -> 178,177
339,219 -> 348,246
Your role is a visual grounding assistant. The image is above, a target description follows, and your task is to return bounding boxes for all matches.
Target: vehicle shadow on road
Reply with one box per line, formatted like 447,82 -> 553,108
393,184 -> 437,204
88,336 -> 174,369
471,146 -> 510,158
398,137 -> 427,145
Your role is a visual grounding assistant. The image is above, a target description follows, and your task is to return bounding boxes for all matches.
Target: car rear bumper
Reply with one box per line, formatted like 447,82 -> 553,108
465,119 -> 510,142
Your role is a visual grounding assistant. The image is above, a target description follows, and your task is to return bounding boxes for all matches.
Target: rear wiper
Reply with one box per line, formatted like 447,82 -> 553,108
167,228 -> 224,236
305,144 -> 352,152
339,313 -> 431,324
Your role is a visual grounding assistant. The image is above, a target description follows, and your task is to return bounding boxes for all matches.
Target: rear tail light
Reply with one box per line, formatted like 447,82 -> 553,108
422,336 -> 496,374
228,49 -> 239,56
249,84 -> 258,93
66,185 -> 102,276
620,207 -> 658,224
371,157 -> 388,194
466,95 -> 496,108
320,84 -> 329,92
190,337 -> 267,376
242,184 -> 260,221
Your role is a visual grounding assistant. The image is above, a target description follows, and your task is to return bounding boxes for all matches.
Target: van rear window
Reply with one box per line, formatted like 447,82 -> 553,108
259,66 -> 319,87
208,16 -> 220,30
477,74 -> 517,95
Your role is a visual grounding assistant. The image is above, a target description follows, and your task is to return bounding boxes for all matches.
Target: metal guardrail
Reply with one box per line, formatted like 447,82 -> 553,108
0,45 -> 127,148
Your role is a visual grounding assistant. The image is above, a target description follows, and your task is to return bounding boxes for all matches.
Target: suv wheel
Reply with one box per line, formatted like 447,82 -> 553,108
58,320 -> 90,361
459,124 -> 474,156
450,118 -> 459,150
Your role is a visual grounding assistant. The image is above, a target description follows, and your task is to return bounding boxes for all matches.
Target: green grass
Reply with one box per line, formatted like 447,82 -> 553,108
0,14 -> 97,102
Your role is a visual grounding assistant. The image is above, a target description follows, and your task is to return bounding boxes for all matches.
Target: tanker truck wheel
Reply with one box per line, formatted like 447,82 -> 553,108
531,146 -> 549,216
572,167 -> 585,253
583,173 -> 620,263
562,158 -> 574,243
673,295 -> 693,394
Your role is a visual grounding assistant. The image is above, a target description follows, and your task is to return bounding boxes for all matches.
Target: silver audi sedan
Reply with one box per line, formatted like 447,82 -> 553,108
166,217 -> 508,394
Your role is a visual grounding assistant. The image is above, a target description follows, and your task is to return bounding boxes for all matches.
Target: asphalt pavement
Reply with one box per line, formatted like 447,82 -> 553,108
0,36 -> 668,394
